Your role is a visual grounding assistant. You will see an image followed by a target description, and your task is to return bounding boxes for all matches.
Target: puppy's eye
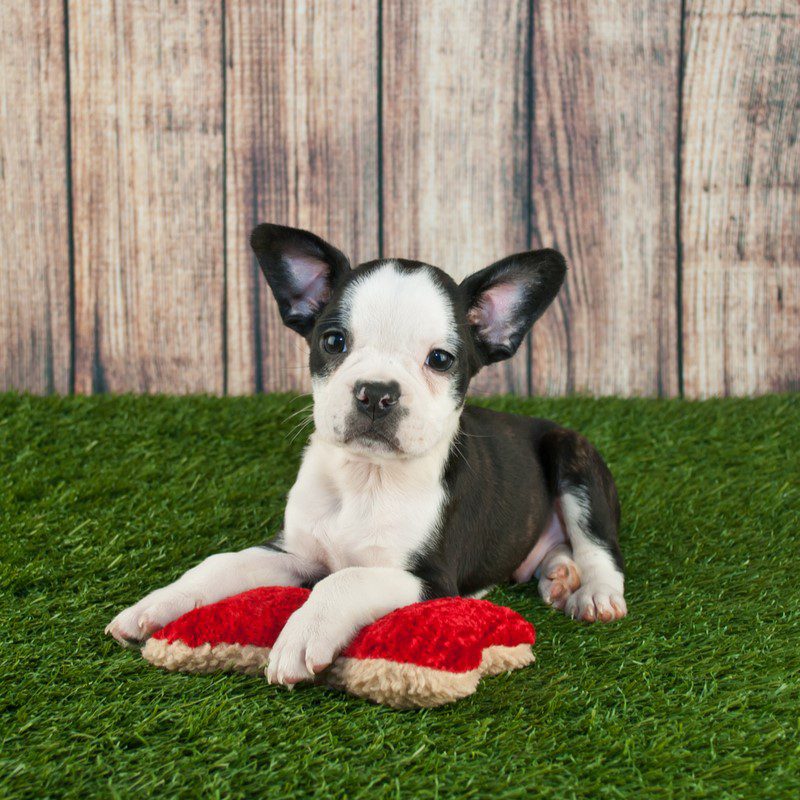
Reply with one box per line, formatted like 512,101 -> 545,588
321,331 -> 347,354
425,348 -> 455,372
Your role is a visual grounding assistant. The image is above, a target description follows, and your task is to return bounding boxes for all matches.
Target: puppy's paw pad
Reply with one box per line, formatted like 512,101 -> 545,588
548,560 -> 581,589
538,559 -> 581,610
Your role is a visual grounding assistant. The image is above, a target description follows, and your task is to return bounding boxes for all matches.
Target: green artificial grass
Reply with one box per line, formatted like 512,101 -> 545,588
1,392 -> 798,799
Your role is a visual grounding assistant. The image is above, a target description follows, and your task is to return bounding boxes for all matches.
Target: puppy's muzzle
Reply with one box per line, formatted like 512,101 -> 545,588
354,381 -> 401,420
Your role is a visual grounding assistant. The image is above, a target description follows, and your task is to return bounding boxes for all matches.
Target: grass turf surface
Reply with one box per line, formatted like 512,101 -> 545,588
1,393 -> 798,799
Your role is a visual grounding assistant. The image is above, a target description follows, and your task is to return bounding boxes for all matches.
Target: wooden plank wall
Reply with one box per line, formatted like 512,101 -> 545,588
70,0 -> 225,394
682,0 -> 799,396
530,1 -> 680,397
0,0 -> 797,398
0,2 -> 72,394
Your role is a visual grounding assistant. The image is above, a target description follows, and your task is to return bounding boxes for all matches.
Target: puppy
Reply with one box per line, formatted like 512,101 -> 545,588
107,224 -> 626,685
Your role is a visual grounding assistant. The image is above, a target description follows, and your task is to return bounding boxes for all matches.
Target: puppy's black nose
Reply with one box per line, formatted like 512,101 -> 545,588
354,381 -> 401,419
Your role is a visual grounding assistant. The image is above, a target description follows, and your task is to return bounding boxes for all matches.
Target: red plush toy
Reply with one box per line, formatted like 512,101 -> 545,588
141,586 -> 536,708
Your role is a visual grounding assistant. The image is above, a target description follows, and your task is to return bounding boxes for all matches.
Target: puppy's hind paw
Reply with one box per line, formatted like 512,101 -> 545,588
538,558 -> 581,611
564,584 -> 627,623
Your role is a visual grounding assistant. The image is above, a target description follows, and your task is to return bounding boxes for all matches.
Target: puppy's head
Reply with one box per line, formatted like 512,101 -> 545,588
251,224 -> 566,459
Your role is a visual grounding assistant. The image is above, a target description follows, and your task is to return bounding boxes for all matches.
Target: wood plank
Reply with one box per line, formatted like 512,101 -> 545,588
225,0 -> 379,394
381,0 -> 531,396
0,2 -> 71,394
682,0 -> 799,397
530,1 -> 681,397
70,0 -> 224,394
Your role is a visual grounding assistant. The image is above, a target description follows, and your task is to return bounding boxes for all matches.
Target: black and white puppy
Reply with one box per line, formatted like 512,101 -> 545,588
107,224 -> 626,685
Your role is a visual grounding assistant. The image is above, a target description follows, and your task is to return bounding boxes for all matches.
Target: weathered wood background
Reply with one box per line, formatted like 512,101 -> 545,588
1,1 -> 797,398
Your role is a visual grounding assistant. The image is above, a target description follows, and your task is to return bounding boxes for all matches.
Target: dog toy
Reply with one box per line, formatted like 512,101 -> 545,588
141,586 -> 535,708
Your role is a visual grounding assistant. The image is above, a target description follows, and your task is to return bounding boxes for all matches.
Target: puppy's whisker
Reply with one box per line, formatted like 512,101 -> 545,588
282,405 -> 314,424
286,415 -> 315,444
287,429 -> 311,447
450,437 -> 478,479
287,428 -> 313,445
286,413 -> 313,434
279,393 -> 312,410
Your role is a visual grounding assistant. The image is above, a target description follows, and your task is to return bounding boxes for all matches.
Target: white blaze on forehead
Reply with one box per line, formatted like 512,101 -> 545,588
343,262 -> 457,356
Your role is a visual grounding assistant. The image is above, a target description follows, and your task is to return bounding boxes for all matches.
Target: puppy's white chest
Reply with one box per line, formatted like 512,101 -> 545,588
283,439 -> 446,572
309,497 -> 401,571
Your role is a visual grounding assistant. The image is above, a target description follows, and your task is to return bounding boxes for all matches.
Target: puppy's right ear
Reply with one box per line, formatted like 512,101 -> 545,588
250,224 -> 351,337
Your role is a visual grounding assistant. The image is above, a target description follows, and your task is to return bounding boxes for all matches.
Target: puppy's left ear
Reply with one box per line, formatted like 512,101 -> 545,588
250,223 -> 351,337
460,249 -> 566,365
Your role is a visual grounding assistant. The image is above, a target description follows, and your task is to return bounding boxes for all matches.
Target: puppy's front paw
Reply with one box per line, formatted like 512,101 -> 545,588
267,608 -> 344,687
105,587 -> 199,647
564,584 -> 627,623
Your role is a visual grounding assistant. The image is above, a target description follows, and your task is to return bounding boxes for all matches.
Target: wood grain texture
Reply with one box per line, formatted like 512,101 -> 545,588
225,0 -> 379,394
0,2 -> 71,394
530,1 -> 681,397
70,0 -> 224,394
381,0 -> 531,396
682,0 -> 799,397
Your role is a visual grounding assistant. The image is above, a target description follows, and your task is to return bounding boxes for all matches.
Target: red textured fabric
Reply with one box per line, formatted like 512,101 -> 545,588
150,586 -> 535,673
342,597 -> 535,672
151,586 -> 310,648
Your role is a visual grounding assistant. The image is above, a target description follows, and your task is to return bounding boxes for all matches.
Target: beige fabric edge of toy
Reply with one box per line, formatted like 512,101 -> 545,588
142,638 -> 534,709
329,643 -> 535,708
